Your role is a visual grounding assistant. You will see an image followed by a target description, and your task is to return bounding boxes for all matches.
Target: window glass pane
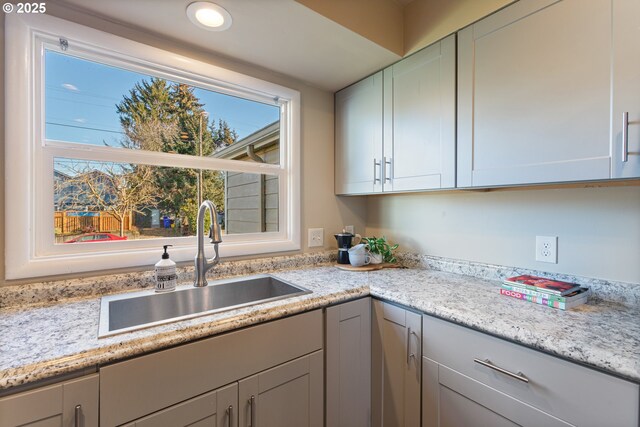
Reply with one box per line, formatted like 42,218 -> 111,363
45,50 -> 280,164
54,158 -> 279,243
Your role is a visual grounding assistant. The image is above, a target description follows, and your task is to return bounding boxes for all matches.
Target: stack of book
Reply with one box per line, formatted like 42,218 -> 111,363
500,274 -> 590,310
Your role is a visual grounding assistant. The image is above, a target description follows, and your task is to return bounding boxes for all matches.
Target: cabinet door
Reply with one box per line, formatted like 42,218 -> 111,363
238,351 -> 323,427
612,0 -> 640,178
458,0 -> 614,187
0,374 -> 99,427
383,35 -> 456,191
372,300 -> 421,427
422,358 -> 572,427
335,72 -> 383,195
126,383 -> 237,427
326,298 -> 371,427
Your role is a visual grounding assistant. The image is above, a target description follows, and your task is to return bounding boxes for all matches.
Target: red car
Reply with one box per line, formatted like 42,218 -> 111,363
64,233 -> 128,243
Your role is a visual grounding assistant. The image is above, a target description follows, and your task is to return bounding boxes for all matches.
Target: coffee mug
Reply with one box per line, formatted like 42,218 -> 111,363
348,243 -> 368,255
349,251 -> 370,267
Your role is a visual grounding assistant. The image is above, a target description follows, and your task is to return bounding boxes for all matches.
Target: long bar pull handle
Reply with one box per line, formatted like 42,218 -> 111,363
623,112 -> 629,162
474,358 -> 529,383
227,405 -> 233,427
406,327 -> 415,364
373,159 -> 381,183
248,395 -> 256,427
384,157 -> 393,182
74,405 -> 81,427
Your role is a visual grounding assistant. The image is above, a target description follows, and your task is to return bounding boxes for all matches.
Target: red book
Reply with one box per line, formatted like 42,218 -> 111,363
503,275 -> 582,296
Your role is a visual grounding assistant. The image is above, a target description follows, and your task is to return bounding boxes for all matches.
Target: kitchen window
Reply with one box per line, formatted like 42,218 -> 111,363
5,13 -> 300,279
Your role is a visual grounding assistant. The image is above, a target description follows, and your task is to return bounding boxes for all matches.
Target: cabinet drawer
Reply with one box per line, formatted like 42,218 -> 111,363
423,315 -> 639,427
101,310 -> 322,427
0,374 -> 98,427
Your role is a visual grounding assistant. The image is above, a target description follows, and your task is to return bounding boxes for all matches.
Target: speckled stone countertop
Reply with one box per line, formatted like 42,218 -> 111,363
1,252 -> 639,391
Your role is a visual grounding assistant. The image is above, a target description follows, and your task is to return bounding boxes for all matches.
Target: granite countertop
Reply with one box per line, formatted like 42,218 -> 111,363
1,254 -> 639,391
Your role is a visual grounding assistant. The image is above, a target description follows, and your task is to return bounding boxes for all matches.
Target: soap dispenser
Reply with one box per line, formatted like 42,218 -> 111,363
155,245 -> 177,292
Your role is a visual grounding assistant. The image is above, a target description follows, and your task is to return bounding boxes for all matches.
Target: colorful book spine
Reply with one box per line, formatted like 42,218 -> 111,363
500,288 -> 569,309
501,284 -> 587,303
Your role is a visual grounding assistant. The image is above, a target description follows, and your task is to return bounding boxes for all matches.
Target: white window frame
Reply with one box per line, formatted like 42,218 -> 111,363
5,13 -> 301,280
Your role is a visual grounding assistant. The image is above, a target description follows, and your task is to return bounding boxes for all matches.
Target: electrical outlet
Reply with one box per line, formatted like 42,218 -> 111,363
344,225 -> 355,235
535,236 -> 557,263
308,228 -> 324,248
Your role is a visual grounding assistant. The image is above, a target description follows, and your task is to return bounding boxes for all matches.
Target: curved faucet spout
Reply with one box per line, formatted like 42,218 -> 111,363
194,200 -> 223,287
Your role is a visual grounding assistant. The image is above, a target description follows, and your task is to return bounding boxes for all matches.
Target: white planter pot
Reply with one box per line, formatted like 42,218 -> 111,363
369,252 -> 383,264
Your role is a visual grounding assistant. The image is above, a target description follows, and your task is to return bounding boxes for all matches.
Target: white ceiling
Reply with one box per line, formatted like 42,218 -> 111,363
52,0 -> 402,91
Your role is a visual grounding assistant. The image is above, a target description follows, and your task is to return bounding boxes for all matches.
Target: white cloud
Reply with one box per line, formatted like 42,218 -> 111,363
73,118 -> 87,123
62,83 -> 79,91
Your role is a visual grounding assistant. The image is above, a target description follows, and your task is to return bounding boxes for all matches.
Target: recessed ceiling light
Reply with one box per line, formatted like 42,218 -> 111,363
186,2 -> 232,31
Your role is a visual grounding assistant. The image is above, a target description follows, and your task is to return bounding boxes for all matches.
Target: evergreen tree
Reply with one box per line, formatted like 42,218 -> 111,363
211,118 -> 238,149
116,78 -> 228,234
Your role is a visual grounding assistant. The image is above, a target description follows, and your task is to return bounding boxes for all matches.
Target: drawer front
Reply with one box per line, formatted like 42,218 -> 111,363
101,309 -> 322,427
423,315 -> 639,427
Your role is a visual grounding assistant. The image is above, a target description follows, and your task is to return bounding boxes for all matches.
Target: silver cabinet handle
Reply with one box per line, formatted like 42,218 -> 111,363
248,395 -> 256,427
623,112 -> 629,162
74,404 -> 81,427
384,157 -> 393,182
406,327 -> 416,364
474,358 -> 529,383
373,158 -> 381,183
227,404 -> 233,427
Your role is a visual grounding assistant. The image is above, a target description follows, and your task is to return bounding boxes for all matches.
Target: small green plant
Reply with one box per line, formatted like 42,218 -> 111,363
363,236 -> 399,263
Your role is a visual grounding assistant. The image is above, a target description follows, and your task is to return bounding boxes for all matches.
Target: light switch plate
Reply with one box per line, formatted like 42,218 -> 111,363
344,225 -> 355,235
308,228 -> 324,248
535,236 -> 557,263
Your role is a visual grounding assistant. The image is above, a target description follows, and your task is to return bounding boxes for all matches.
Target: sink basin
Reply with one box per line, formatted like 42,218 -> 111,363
98,274 -> 311,337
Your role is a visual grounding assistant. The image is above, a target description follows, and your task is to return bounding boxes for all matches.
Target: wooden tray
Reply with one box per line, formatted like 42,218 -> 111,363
335,262 -> 402,272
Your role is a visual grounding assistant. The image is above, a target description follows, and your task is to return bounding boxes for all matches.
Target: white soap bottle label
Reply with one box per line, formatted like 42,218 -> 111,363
155,245 -> 177,292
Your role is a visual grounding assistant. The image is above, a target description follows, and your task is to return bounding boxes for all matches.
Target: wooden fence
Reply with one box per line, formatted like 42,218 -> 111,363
54,211 -> 132,235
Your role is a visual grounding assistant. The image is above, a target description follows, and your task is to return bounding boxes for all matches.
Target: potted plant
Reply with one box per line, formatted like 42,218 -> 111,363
363,236 -> 399,264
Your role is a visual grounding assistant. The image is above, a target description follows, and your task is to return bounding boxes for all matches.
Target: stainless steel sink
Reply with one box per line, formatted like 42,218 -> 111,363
98,274 -> 311,338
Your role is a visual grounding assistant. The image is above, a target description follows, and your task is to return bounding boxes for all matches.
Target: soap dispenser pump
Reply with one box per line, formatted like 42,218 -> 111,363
155,245 -> 177,292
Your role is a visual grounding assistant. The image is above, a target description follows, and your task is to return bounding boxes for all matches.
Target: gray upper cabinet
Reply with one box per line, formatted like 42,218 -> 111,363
0,374 -> 98,427
612,0 -> 640,178
335,35 -> 456,195
335,72 -> 384,195
372,300 -> 422,427
325,298 -> 371,427
238,351 -> 323,427
457,0 -> 640,187
383,35 -> 456,191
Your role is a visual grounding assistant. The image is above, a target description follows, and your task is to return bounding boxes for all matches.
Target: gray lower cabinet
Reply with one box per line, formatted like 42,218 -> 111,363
238,350 -> 323,427
0,374 -> 98,427
99,310 -> 323,427
325,297 -> 371,427
372,300 -> 422,427
422,315 -> 640,427
122,382 -> 237,427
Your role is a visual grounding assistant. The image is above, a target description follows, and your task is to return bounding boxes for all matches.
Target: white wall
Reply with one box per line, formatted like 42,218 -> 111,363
365,186 -> 640,283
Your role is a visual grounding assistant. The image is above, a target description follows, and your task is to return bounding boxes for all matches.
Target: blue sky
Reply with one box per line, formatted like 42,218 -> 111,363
45,50 -> 280,148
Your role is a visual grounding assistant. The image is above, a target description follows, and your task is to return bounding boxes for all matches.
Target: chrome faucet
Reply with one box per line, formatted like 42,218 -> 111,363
194,200 -> 222,287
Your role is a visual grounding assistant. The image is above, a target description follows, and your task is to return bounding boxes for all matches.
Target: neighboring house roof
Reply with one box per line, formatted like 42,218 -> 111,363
212,121 -> 279,161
